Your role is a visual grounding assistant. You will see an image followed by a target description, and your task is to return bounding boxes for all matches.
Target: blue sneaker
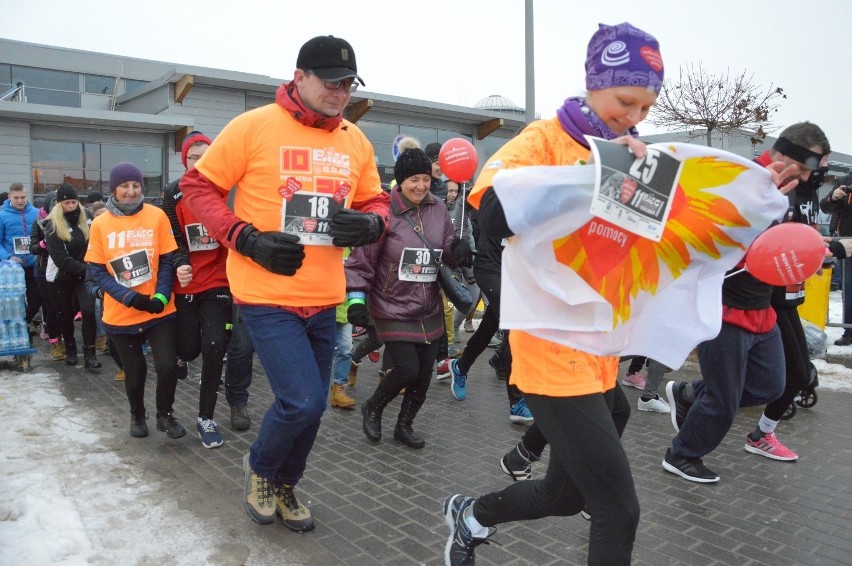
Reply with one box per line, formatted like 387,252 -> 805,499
443,494 -> 495,566
509,398 -> 534,425
450,359 -> 467,400
196,417 -> 223,449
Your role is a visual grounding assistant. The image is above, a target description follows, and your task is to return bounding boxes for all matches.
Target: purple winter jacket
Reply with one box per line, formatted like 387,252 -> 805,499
345,187 -> 455,333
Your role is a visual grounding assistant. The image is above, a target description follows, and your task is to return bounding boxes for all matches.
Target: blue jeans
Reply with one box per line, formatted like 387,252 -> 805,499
242,305 -> 336,485
332,321 -> 353,385
95,298 -> 105,337
674,322 -> 785,460
224,304 -> 254,408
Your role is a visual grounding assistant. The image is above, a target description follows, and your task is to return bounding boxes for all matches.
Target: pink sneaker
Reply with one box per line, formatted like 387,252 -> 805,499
40,323 -> 49,341
367,350 -> 381,364
744,432 -> 798,461
621,372 -> 646,390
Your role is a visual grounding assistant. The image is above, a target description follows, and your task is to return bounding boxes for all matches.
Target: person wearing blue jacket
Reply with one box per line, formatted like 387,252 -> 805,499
0,182 -> 41,325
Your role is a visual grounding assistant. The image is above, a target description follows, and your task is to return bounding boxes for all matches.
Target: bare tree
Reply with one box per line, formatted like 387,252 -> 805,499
647,63 -> 786,148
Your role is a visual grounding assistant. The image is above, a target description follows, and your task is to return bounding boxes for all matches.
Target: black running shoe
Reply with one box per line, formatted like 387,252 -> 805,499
665,381 -> 691,433
662,448 -> 719,483
443,494 -> 496,565
156,412 -> 187,439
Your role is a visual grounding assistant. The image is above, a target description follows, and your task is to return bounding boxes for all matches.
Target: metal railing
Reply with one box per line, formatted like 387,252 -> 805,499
0,82 -> 25,102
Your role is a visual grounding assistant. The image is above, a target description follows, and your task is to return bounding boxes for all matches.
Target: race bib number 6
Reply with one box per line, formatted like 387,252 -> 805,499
109,249 -> 152,288
281,192 -> 342,246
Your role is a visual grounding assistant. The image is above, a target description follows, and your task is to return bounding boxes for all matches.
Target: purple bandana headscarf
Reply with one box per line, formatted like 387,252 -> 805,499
585,22 -> 664,92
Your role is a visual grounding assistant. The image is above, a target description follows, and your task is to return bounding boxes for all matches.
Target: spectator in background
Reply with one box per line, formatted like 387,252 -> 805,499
44,184 -> 100,369
820,170 -> 852,345
86,192 -> 105,209
0,182 -> 42,329
30,191 -> 61,358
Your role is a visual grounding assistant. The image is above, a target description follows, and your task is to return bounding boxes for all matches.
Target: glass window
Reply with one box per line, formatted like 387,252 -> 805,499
85,74 -> 116,95
101,144 -> 163,198
401,126 -> 438,146
124,79 -> 147,95
12,66 -> 77,91
24,88 -> 81,107
0,64 -> 10,92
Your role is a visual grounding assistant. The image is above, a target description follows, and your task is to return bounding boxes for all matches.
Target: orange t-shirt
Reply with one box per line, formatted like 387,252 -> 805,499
469,117 -> 619,396
85,205 -> 178,328
194,103 -> 383,307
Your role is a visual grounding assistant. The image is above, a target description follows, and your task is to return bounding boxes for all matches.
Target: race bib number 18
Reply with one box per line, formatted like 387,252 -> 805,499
281,192 -> 342,246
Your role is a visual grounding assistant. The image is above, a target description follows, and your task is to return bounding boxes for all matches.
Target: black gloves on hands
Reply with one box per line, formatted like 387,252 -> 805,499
235,225 -> 305,276
347,302 -> 371,327
129,293 -> 165,314
329,209 -> 384,247
450,237 -> 474,268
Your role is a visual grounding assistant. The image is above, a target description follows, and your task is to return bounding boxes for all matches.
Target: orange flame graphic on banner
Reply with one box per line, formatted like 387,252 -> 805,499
553,155 -> 752,325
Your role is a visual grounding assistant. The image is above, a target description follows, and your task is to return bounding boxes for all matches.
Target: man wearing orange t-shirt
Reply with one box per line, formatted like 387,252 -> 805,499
180,36 -> 389,533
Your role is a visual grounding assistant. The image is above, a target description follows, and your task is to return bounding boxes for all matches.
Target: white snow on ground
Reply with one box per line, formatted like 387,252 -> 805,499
1,291 -> 850,564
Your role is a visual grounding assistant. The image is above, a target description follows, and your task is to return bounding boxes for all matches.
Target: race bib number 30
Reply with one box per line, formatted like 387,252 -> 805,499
398,247 -> 441,282
281,192 -> 342,246
109,249 -> 152,288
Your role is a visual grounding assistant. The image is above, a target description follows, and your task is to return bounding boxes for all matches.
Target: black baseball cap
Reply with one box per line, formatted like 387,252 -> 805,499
297,35 -> 365,86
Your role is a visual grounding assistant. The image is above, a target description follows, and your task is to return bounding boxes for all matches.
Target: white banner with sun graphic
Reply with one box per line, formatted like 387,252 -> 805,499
493,143 -> 789,369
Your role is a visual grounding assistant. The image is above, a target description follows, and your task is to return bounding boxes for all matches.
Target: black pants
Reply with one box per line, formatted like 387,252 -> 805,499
379,340 -> 439,404
457,268 -> 521,404
23,267 -> 42,324
352,324 -> 392,371
521,382 -> 630,458
34,275 -> 60,339
48,277 -> 95,349
175,288 -> 232,419
110,318 -> 178,419
764,305 -> 810,421
224,303 -> 254,408
474,390 -> 639,566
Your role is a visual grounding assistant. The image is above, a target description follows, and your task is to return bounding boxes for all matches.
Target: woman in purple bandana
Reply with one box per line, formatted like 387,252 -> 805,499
442,22 -> 664,566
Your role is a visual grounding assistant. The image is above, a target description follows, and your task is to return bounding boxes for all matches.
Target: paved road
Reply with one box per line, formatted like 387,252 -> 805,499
37,332 -> 852,565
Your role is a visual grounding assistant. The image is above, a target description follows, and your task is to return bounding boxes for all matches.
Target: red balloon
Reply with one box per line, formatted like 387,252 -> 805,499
745,223 -> 826,286
439,138 -> 478,182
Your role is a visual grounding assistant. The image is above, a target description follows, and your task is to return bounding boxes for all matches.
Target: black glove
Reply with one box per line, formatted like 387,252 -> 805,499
235,225 -> 305,276
129,294 -> 165,314
329,209 -> 384,247
347,302 -> 371,327
450,237 -> 473,268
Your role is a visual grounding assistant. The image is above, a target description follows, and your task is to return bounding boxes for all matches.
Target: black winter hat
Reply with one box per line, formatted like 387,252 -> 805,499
394,148 -> 432,186
424,142 -> 442,162
56,183 -> 78,202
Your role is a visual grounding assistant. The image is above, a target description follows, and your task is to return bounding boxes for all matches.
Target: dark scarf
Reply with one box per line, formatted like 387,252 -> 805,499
106,194 -> 144,216
556,97 -> 639,148
63,206 -> 81,226
275,82 -> 342,132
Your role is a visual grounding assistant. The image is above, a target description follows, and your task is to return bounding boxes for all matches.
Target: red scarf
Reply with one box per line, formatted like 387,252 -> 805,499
275,82 -> 342,132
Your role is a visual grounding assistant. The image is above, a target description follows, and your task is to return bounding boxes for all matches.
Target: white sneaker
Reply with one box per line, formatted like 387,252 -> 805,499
637,395 -> 671,413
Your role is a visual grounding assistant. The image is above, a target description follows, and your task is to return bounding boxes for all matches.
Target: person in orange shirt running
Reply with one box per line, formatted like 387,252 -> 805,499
85,162 -> 185,440
179,35 -> 389,533
442,22 -> 665,566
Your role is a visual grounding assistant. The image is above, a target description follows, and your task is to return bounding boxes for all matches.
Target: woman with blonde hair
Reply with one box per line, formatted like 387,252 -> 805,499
44,183 -> 100,369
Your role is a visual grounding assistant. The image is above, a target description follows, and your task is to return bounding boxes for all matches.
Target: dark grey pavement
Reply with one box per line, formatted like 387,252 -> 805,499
27,331 -> 852,566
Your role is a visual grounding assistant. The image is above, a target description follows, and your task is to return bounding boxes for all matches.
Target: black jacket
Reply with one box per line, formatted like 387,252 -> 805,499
819,172 -> 852,236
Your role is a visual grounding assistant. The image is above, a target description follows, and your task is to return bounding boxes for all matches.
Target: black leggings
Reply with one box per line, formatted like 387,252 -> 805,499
49,278 -> 96,348
379,340 -> 439,404
110,318 -> 178,419
521,382 -> 630,459
474,390 -> 639,565
457,268 -> 521,404
174,288 -> 232,419
764,305 -> 810,421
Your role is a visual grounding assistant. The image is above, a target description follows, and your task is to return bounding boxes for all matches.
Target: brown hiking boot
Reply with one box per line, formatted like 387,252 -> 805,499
275,484 -> 314,532
115,369 -> 125,381
330,383 -> 356,409
348,361 -> 359,387
50,341 -> 65,361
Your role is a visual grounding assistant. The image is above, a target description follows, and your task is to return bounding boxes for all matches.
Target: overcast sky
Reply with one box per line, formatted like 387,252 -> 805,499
2,0 -> 850,153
